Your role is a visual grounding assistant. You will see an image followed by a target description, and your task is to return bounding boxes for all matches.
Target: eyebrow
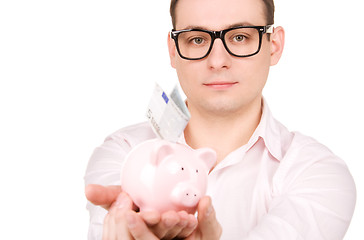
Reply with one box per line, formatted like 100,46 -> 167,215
179,22 -> 256,31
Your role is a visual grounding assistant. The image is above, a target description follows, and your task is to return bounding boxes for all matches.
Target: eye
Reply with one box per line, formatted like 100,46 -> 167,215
181,167 -> 184,171
233,34 -> 246,42
191,37 -> 204,45
196,169 -> 199,173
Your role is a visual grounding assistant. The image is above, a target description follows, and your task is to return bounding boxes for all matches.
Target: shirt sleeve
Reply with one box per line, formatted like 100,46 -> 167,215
245,142 -> 356,240
84,135 -> 132,240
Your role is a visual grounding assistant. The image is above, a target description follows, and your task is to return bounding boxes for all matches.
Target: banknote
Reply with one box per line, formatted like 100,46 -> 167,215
146,83 -> 190,142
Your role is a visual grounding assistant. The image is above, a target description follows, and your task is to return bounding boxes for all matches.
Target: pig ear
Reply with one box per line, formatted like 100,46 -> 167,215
196,148 -> 217,171
151,140 -> 174,166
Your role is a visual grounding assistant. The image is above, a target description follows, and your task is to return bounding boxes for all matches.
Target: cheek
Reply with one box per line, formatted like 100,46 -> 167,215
175,61 -> 202,94
243,48 -> 271,83
176,60 -> 197,79
233,57 -> 269,83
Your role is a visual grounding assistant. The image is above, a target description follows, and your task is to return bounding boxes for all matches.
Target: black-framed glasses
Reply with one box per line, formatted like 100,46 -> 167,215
171,25 -> 273,60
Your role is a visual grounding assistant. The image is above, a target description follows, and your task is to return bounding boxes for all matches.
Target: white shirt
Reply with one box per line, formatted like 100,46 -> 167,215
84,100 -> 356,240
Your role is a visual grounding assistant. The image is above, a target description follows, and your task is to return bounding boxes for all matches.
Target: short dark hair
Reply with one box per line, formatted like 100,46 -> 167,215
170,0 -> 275,29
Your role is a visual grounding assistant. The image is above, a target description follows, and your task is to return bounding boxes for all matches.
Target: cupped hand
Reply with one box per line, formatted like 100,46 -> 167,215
85,184 -> 200,239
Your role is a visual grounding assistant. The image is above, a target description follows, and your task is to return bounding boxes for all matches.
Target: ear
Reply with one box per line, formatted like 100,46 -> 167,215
167,32 -> 177,69
270,26 -> 285,66
151,140 -> 174,166
196,148 -> 217,171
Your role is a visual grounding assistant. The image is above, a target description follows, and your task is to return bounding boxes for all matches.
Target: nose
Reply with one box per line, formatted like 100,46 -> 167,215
207,39 -> 232,70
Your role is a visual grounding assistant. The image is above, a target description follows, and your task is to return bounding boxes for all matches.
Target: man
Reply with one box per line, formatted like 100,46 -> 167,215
85,0 -> 356,239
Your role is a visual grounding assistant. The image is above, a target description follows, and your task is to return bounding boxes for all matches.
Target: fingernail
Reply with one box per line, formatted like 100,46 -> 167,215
115,193 -> 129,209
205,205 -> 213,217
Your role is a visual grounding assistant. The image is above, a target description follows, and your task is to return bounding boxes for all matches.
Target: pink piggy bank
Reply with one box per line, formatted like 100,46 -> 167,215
120,139 -> 216,214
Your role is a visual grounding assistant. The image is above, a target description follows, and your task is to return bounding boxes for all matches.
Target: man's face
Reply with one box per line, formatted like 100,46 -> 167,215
168,0 -> 282,116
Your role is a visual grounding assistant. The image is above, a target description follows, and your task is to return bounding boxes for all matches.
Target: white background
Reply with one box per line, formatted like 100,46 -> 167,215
0,0 -> 362,239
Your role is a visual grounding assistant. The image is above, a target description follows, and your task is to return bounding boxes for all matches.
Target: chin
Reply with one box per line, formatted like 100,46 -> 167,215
200,99 -> 244,115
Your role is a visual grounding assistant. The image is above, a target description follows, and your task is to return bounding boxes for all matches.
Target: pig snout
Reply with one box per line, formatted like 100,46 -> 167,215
181,187 -> 201,206
171,183 -> 201,207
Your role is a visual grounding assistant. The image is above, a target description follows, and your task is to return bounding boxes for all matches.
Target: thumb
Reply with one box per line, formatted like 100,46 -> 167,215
85,184 -> 121,210
197,196 -> 222,239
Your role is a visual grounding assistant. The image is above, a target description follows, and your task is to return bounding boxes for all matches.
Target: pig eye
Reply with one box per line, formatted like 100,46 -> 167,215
196,169 -> 199,173
181,167 -> 184,171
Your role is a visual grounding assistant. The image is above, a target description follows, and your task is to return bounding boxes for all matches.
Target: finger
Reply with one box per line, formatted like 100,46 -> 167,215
163,211 -> 190,239
196,196 -> 222,239
103,211 -> 115,240
140,211 -> 161,226
126,211 -> 159,240
150,210 -> 180,239
177,212 -> 198,238
102,213 -> 109,240
114,208 -> 134,240
106,192 -> 134,240
111,192 -> 134,210
85,184 -> 121,210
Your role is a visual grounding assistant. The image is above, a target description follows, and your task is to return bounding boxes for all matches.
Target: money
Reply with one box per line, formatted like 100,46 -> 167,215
146,83 -> 190,142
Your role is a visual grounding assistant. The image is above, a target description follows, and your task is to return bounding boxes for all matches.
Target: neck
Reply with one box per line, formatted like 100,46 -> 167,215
184,97 -> 263,164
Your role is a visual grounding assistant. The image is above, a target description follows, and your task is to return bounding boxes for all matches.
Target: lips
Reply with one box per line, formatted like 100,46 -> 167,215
203,82 -> 238,90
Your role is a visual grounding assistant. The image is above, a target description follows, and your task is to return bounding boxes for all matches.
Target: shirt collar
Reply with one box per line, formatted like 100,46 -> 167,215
178,98 -> 284,161
246,98 -> 283,161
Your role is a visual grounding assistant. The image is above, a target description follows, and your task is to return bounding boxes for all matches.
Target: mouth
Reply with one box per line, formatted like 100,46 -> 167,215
203,82 -> 238,90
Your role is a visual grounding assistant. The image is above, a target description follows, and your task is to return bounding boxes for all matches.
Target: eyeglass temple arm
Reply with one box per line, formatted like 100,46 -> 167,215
266,25 -> 274,34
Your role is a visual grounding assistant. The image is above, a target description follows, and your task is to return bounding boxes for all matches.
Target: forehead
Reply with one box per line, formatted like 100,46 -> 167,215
175,0 -> 266,30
